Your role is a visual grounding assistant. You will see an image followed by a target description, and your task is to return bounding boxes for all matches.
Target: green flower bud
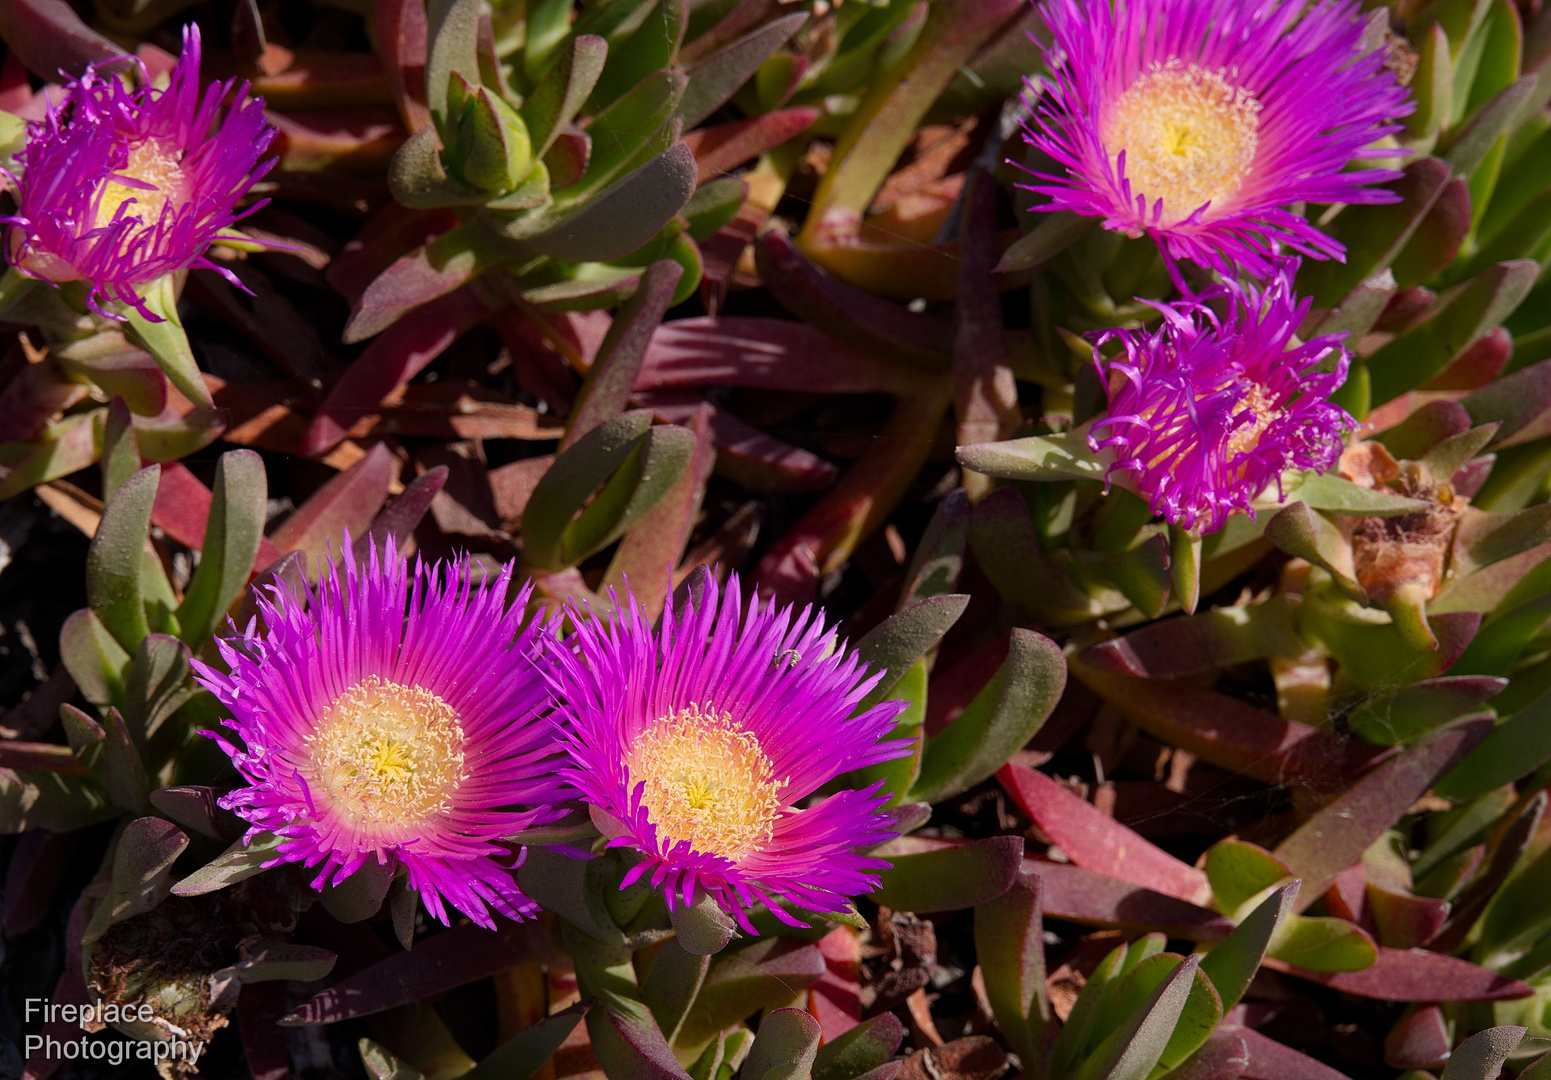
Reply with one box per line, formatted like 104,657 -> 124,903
443,72 -> 533,194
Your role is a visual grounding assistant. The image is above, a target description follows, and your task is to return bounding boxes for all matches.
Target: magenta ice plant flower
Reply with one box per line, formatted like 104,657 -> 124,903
193,541 -> 567,929
3,25 -> 276,318
549,577 -> 910,931
1087,261 -> 1354,534
1021,0 -> 1412,275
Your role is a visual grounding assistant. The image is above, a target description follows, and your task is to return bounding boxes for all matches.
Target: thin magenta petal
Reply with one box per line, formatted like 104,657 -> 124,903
191,540 -> 567,929
549,576 -> 910,927
1021,0 -> 1413,274
1087,259 -> 1355,533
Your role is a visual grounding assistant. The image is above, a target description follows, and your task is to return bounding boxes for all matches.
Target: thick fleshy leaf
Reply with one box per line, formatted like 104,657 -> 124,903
1029,858 -> 1235,939
972,872 -> 1048,1066
996,211 -> 1097,273
755,229 -> 952,367
1346,676 -> 1508,745
1375,399 -> 1474,459
641,940 -> 710,1044
270,443 -> 395,575
675,938 -> 827,1048
1069,657 -> 1392,791
282,919 -> 563,1024
53,333 -> 166,417
83,817 -> 189,943
1080,954 -> 1202,1080
522,35 -> 607,157
148,786 -> 240,841
359,466 -> 449,554
1268,916 -> 1377,973
812,1014 -> 904,1080
684,108 -> 819,185
305,285 -> 498,455
1203,841 -> 1292,916
912,631 -> 1064,804
1202,884 -> 1299,1013
898,489 -> 969,608
1438,1027 -> 1526,1080
1080,598 -> 1301,679
639,316 -> 937,397
853,594 -> 969,709
956,430 -> 1110,484
871,836 -> 1023,912
319,859 -> 396,923
1301,157 -> 1452,307
1268,946 -> 1531,1001
1264,502 -> 1365,600
997,762 -> 1209,904
680,13 -> 807,128
565,260 -> 684,449
121,634 -> 192,743
742,1009 -> 820,1080
1367,261 -> 1538,404
669,892 -> 736,957
1307,270 -> 1397,340
528,415 -> 695,571
59,608 -> 129,707
462,1004 -> 590,1080
424,0 -> 480,126
176,450 -> 266,645
516,143 -> 699,263
1444,74 -> 1538,176
1272,717 -> 1493,907
86,464 -> 159,653
1234,1027 -> 1353,1080
1435,689 -> 1551,798
1391,177 -> 1471,288
798,0 -> 1023,247
603,404 -> 714,620
0,0 -> 121,79
123,275 -> 213,410
1287,472 -> 1430,515
171,833 -> 284,896
344,227 -> 490,342
967,487 -> 1097,622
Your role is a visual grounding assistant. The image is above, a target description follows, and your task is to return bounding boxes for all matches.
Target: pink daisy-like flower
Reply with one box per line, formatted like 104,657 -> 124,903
3,24 -> 276,319
1088,260 -> 1354,533
549,577 -> 910,931
1022,0 -> 1412,275
193,541 -> 567,929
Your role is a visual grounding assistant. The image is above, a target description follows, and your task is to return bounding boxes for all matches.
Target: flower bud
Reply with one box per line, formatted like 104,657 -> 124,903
443,72 -> 533,193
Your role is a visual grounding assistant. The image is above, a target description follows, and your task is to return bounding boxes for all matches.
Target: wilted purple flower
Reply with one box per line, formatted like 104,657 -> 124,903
1022,0 -> 1411,275
193,542 -> 566,929
549,577 -> 909,931
1088,262 -> 1353,533
3,25 -> 276,318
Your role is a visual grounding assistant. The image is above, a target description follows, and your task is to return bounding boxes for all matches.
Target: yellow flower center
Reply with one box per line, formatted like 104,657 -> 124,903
1106,61 -> 1261,225
628,705 -> 786,862
1225,383 -> 1283,461
305,676 -> 468,838
93,139 -> 187,232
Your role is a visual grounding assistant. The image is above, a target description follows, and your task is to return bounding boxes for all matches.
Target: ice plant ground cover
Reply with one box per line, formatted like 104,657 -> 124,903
14,1 -> 1551,1080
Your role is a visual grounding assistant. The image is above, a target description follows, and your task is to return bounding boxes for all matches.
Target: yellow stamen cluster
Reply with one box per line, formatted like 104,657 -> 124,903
1225,383 -> 1284,461
306,676 -> 468,838
628,705 -> 786,861
1106,60 -> 1261,225
93,139 -> 187,231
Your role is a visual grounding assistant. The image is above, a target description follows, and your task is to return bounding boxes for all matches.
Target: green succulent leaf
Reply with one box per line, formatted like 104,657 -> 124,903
910,629 -> 1065,804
